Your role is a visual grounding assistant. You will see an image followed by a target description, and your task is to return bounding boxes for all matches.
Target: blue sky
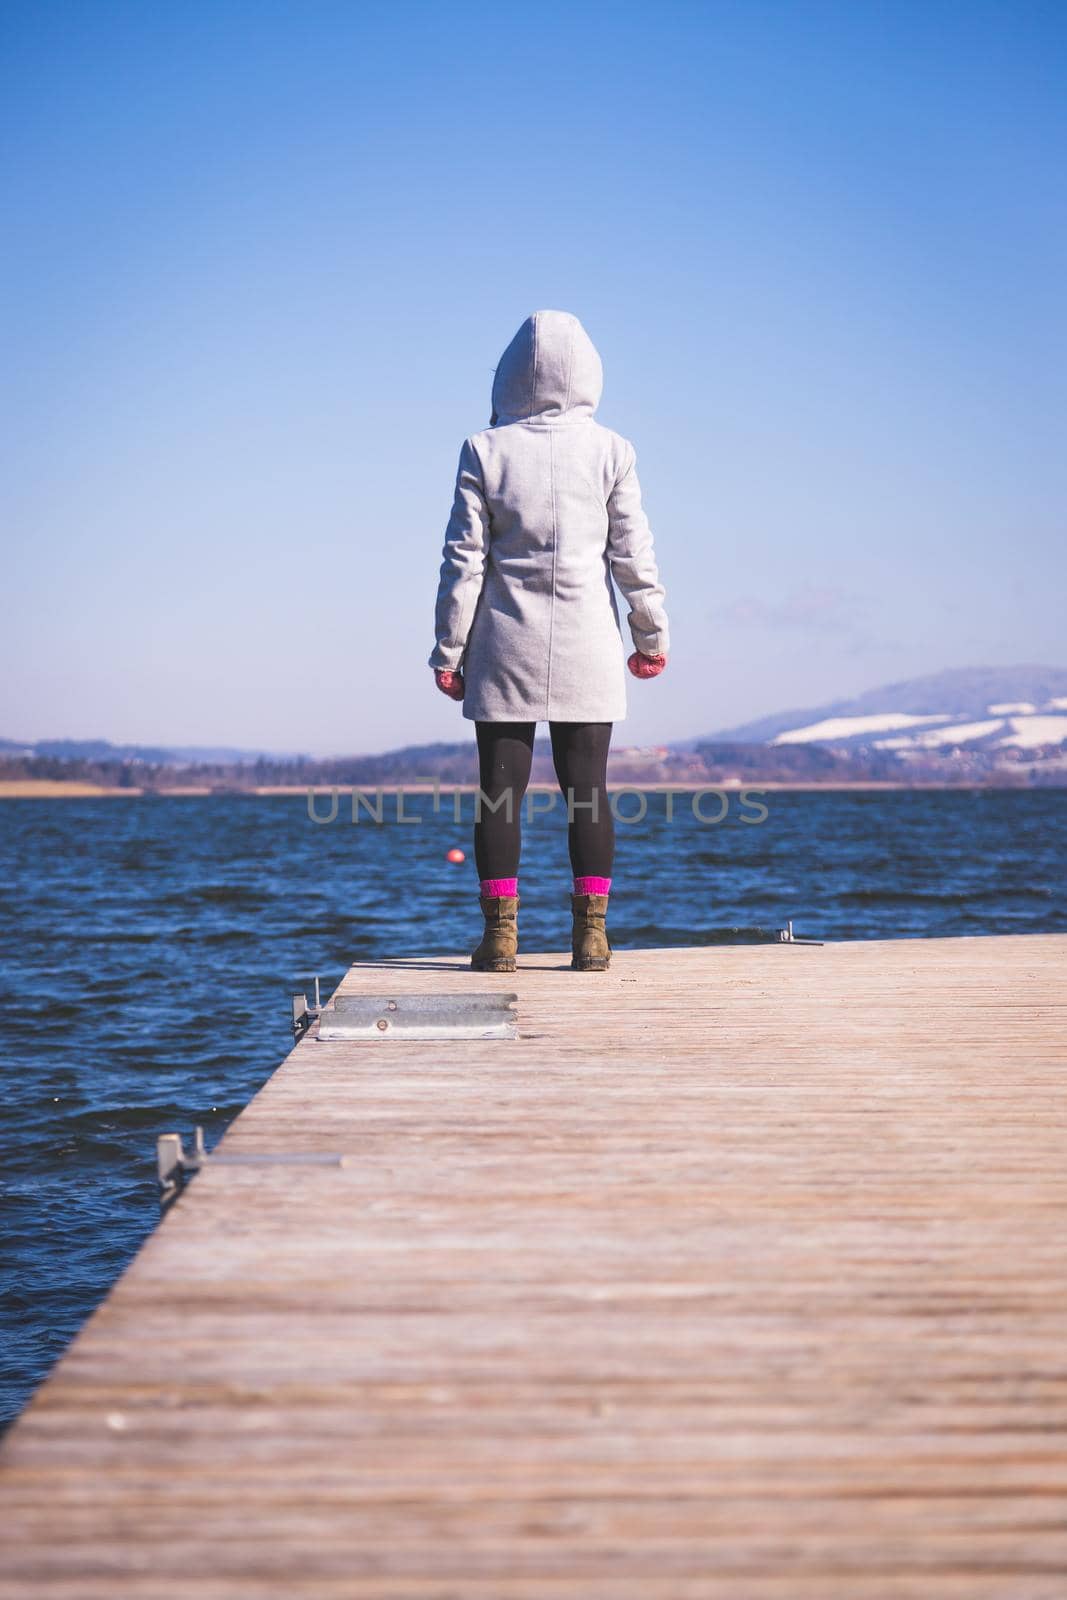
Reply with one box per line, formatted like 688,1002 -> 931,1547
2,0 -> 1065,754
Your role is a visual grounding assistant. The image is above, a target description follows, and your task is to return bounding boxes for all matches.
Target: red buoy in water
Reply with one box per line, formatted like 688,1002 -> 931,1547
446,847 -> 465,864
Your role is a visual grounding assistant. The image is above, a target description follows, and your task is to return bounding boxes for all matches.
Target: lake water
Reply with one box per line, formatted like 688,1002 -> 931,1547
1,788 -> 1064,1426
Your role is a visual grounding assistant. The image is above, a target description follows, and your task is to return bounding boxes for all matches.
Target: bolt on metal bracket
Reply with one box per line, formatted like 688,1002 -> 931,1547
317,991 -> 519,1041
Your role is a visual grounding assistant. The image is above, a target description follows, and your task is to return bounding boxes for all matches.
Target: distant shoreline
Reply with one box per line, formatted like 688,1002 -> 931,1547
1,779 -> 1061,799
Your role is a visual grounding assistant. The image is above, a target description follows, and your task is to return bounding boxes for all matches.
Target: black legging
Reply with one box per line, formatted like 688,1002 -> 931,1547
473,721 -> 615,881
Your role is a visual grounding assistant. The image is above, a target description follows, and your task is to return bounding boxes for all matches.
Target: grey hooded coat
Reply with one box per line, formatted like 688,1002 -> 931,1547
428,310 -> 669,723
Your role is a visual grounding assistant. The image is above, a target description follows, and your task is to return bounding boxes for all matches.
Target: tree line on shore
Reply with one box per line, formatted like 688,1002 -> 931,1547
2,739 -> 1062,790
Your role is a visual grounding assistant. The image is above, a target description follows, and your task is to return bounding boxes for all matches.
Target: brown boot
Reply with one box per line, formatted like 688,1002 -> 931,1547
570,892 -> 611,971
471,895 -> 519,973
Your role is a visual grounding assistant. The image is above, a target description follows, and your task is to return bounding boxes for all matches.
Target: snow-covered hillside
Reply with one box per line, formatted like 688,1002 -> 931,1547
772,703 -> 1067,753
700,667 -> 1067,758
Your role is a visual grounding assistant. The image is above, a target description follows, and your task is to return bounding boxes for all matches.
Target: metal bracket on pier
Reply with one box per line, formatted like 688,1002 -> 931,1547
317,991 -> 519,1041
777,920 -> 824,946
157,1125 -> 344,1207
157,1127 -> 206,1205
291,972 -> 323,1038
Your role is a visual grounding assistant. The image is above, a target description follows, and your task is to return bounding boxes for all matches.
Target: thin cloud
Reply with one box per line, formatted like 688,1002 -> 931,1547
711,585 -> 855,630
708,586 -> 887,654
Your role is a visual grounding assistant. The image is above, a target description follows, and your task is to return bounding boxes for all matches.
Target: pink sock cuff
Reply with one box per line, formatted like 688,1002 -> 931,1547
573,875 -> 612,896
480,877 -> 518,897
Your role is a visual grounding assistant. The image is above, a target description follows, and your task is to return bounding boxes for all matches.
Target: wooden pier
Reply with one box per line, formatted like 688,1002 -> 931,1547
2,933 -> 1066,1597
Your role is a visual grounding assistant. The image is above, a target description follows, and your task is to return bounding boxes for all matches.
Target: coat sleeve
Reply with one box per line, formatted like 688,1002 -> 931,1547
428,438 -> 491,671
606,440 -> 670,657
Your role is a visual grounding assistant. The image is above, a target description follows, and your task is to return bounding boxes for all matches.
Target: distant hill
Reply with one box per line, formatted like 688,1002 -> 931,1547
4,666 -> 1067,791
0,738 -> 308,766
696,666 -> 1067,753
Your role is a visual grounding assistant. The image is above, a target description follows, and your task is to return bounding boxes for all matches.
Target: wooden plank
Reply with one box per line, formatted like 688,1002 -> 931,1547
1,934 -> 1065,1598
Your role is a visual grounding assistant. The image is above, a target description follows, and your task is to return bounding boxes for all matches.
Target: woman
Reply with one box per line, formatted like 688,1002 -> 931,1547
429,309 -> 670,972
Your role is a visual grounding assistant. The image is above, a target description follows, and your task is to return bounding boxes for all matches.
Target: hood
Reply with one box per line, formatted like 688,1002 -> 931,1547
491,310 -> 603,425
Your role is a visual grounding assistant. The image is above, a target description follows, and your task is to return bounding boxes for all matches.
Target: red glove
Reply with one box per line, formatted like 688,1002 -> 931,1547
434,668 -> 464,701
627,651 -> 667,680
